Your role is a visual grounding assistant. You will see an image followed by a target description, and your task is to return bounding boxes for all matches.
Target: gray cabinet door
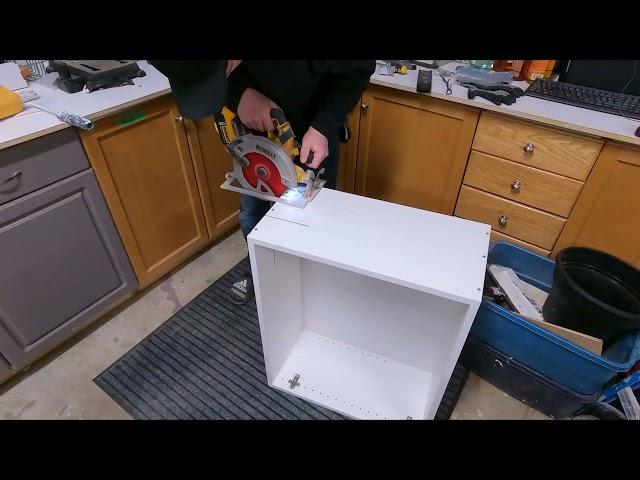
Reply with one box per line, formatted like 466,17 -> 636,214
0,169 -> 137,370
0,353 -> 10,382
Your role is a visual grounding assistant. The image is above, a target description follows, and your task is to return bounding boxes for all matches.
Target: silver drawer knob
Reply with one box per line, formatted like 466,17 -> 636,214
499,215 -> 508,227
524,143 -> 535,153
175,115 -> 184,122
511,180 -> 522,192
361,102 -> 369,113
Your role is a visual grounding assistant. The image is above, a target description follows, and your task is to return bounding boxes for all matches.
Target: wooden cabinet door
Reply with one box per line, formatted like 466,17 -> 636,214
355,85 -> 480,214
337,105 -> 361,193
552,142 -> 640,267
80,96 -> 208,288
0,170 -> 136,372
184,117 -> 240,241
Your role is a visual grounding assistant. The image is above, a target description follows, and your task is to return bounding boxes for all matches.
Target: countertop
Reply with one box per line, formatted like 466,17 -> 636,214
0,60 -> 171,150
2,60 -> 640,151
370,62 -> 640,146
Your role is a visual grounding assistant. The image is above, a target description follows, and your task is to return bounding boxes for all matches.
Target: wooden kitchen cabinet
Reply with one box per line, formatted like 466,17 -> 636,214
80,95 -> 209,289
473,112 -> 603,181
463,151 -> 584,218
185,117 -> 240,241
456,185 -> 565,250
490,230 -> 550,257
354,85 -> 480,214
552,142 -> 640,267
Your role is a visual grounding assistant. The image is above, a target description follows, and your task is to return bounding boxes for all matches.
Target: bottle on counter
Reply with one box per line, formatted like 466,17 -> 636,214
513,60 -> 531,81
544,60 -> 557,79
492,60 -> 512,72
470,60 -> 494,70
524,60 -> 551,81
489,60 -> 557,81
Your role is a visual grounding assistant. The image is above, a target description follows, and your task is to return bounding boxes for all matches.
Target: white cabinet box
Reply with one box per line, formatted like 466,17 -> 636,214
248,189 -> 490,419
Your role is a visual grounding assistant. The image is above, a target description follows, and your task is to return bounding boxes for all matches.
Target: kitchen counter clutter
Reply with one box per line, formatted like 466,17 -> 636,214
370,62 -> 640,147
0,60 -> 170,150
2,60 -> 640,150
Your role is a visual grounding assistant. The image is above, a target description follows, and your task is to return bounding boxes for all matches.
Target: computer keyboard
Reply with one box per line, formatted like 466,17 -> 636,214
525,79 -> 640,120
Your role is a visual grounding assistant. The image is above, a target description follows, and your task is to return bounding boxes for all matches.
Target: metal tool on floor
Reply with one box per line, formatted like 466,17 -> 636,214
215,106 -> 325,208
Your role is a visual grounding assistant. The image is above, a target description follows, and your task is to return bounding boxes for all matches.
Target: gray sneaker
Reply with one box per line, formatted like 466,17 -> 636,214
229,277 -> 254,305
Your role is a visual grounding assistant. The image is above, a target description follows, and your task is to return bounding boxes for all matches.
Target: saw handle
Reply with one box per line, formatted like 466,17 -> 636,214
270,108 -> 287,126
269,107 -> 319,171
303,151 -> 315,166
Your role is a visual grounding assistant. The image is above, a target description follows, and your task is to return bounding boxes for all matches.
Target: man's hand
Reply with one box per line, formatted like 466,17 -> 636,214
237,88 -> 279,132
226,60 -> 241,77
300,126 -> 328,169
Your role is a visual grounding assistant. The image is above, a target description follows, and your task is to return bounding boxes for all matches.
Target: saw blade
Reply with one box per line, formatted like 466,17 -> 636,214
228,135 -> 298,197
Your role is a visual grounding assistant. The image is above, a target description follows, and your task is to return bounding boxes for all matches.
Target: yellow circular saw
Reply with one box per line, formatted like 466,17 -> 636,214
214,106 -> 325,208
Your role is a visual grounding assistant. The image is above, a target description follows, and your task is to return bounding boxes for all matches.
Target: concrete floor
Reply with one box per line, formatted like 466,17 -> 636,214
0,228 -> 547,420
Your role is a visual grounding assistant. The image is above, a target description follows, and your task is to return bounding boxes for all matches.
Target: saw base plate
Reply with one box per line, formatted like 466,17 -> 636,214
221,173 -> 326,209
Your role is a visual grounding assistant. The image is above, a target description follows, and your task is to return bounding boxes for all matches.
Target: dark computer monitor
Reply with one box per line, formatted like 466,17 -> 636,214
557,60 -> 640,96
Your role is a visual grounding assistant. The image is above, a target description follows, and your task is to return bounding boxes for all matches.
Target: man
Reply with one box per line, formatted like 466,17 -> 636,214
151,60 -> 375,304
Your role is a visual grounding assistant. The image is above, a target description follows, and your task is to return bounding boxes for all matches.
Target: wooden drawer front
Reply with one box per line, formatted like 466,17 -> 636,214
455,186 -> 564,250
490,230 -> 550,257
0,129 -> 89,206
473,112 -> 602,181
464,151 -> 583,217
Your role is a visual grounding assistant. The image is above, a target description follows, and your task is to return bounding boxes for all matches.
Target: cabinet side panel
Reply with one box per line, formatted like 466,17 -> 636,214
249,245 -> 302,383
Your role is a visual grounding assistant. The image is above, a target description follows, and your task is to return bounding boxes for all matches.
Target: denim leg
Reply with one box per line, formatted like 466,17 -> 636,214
239,194 -> 271,239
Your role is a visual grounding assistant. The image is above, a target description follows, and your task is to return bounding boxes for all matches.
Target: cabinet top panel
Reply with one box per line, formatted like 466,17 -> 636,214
248,188 -> 490,305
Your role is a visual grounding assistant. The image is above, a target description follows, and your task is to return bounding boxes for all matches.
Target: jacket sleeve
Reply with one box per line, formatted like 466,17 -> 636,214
225,63 -> 258,112
310,61 -> 376,139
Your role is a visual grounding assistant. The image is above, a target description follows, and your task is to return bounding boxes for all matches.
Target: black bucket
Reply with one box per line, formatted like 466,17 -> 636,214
543,247 -> 640,345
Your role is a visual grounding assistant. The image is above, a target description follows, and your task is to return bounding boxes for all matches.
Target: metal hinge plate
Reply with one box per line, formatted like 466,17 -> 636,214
288,374 -> 301,389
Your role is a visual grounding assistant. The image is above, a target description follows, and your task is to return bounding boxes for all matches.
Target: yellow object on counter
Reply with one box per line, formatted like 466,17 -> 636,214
0,86 -> 22,119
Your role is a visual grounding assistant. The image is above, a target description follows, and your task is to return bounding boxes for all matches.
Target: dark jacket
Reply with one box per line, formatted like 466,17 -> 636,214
226,60 -> 375,143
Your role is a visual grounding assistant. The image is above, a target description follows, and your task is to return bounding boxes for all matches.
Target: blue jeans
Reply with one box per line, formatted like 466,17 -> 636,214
239,140 -> 339,239
239,194 -> 273,238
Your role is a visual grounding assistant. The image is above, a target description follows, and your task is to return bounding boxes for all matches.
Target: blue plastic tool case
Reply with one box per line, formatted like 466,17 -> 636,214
470,242 -> 640,396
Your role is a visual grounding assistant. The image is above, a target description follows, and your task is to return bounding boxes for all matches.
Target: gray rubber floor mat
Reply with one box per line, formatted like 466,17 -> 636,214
95,257 -> 465,419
